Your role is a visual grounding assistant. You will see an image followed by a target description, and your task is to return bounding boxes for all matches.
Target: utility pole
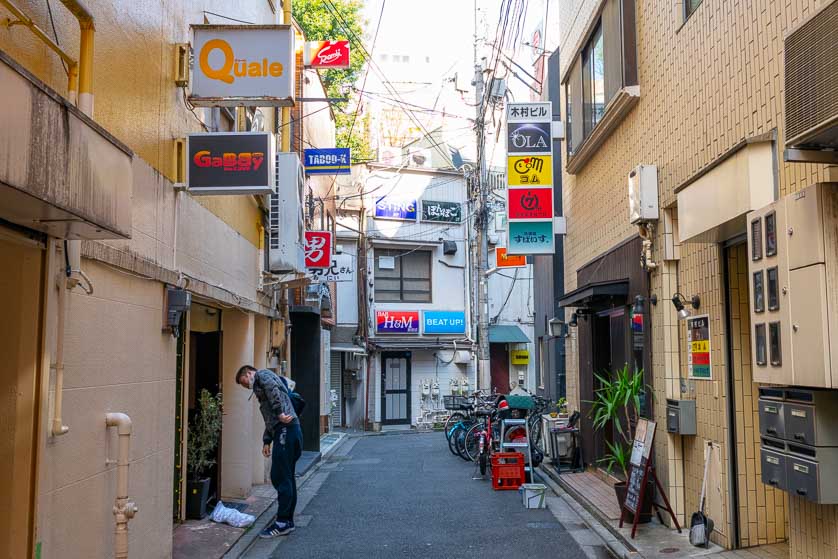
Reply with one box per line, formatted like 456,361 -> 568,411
473,10 -> 491,392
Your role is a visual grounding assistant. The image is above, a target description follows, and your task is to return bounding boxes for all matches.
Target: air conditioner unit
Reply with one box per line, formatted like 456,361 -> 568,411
453,351 -> 472,365
784,0 -> 838,152
628,164 -> 659,224
269,153 -> 306,273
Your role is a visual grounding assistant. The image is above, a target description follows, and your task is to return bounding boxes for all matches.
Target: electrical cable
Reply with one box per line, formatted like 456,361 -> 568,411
45,0 -> 68,75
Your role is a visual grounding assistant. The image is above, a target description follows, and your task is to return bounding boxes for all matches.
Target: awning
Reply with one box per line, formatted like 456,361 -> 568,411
330,344 -> 366,354
557,279 -> 629,308
371,338 -> 474,351
488,325 -> 531,344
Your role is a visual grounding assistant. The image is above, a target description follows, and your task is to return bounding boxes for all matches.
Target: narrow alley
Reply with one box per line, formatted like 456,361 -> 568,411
243,433 -> 594,559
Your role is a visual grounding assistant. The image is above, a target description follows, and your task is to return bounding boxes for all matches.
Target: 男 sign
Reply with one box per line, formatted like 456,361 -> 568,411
304,231 -> 332,269
190,25 -> 294,107
187,132 -> 275,195
304,148 -> 350,175
507,188 -> 553,220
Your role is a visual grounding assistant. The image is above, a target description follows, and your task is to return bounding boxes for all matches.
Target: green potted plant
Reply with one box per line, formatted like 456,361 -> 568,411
589,364 -> 653,522
186,389 -> 222,520
556,397 -> 568,417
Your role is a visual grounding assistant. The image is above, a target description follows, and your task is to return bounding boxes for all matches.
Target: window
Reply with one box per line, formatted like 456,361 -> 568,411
767,267 -> 779,311
755,324 -> 767,366
374,249 -> 431,302
751,218 -> 762,261
765,212 -> 777,256
753,271 -> 765,313
769,322 -> 782,366
563,0 -> 638,168
684,0 -> 702,20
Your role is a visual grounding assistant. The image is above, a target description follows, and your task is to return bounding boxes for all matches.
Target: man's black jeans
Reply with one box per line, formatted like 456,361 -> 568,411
270,422 -> 303,523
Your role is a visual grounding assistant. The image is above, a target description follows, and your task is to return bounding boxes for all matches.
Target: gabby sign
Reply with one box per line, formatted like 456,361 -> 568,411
187,132 -> 275,195
190,25 -> 295,107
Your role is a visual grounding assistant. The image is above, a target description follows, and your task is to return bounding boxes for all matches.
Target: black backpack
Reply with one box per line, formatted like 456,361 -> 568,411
278,376 -> 306,417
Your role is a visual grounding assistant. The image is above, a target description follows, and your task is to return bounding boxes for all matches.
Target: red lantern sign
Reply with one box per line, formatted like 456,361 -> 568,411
305,41 -> 351,69
304,231 -> 332,268
507,187 -> 553,220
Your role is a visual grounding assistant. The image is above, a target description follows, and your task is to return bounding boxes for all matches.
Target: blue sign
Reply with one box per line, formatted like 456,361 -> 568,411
375,197 -> 417,220
507,221 -> 555,255
304,148 -> 350,175
423,311 -> 467,335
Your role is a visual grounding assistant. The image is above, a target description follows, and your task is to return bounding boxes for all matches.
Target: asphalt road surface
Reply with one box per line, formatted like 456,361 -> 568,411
245,431 -> 590,559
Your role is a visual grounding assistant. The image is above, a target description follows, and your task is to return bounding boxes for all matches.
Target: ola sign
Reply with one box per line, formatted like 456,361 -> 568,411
191,25 -> 294,107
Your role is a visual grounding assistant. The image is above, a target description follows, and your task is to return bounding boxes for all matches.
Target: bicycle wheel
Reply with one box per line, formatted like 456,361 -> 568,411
529,415 -> 544,454
444,413 -> 466,441
479,451 -> 489,476
463,423 -> 482,462
448,425 -> 464,456
455,427 -> 472,461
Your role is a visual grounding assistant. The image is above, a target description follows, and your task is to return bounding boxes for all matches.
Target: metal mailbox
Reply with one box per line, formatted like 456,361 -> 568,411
666,399 -> 696,435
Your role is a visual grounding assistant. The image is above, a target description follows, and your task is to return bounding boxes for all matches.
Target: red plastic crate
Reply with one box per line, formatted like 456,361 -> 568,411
491,452 -> 526,490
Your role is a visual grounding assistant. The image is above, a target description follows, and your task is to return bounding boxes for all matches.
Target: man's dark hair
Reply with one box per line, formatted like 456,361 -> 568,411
236,365 -> 257,385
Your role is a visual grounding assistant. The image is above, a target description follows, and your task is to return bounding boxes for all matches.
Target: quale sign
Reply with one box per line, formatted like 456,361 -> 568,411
190,25 -> 294,107
376,311 -> 419,334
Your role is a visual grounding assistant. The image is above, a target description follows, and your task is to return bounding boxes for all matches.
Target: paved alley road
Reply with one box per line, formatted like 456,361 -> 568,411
244,432 -> 593,559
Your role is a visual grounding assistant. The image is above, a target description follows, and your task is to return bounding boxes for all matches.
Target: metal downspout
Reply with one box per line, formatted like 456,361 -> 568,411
57,0 -> 94,115
105,413 -> 138,559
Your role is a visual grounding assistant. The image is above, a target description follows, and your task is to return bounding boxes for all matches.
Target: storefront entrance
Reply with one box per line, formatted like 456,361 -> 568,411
381,352 -> 411,425
490,343 -> 511,394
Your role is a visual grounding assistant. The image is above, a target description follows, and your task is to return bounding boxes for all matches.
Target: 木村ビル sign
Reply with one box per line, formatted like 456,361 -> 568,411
304,231 -> 332,269
187,132 -> 275,195
304,148 -> 350,175
506,102 -> 552,123
422,311 -> 466,335
376,311 -> 419,334
190,25 -> 294,107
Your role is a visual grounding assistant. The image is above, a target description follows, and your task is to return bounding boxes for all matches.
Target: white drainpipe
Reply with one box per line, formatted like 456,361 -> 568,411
105,413 -> 138,559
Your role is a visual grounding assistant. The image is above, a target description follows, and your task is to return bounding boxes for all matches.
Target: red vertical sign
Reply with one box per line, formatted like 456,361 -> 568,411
304,231 -> 332,268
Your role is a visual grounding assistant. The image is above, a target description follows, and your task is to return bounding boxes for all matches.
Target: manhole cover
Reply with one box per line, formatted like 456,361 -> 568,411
659,548 -> 680,554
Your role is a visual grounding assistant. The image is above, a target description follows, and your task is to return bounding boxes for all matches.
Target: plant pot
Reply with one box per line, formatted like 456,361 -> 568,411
186,478 -> 211,520
549,412 -> 558,418
613,480 -> 654,524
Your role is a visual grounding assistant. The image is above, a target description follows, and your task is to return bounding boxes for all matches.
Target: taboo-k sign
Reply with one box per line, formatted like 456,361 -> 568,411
304,231 -> 332,268
423,311 -> 466,334
508,188 -> 553,220
376,311 -> 419,334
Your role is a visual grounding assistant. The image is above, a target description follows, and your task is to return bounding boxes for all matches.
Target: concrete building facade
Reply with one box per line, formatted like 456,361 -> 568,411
555,0 -> 836,555
0,2 -> 336,557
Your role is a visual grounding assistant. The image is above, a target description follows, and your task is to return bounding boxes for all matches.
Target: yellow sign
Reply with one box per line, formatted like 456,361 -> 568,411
690,340 -> 709,353
507,155 -> 553,186
511,350 -> 530,365
199,39 -> 285,84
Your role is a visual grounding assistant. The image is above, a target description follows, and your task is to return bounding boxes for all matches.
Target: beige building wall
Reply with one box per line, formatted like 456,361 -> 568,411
558,0 -> 832,552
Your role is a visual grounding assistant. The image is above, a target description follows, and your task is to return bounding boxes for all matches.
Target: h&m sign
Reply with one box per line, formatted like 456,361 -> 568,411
376,311 -> 419,334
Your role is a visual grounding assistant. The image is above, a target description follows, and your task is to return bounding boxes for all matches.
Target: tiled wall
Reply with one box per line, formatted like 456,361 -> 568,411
558,0 -> 833,551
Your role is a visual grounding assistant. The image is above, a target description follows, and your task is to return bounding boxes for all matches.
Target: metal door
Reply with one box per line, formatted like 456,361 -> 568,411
381,352 -> 411,425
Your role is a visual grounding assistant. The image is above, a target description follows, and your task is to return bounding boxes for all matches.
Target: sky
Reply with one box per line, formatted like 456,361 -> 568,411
357,0 -> 559,168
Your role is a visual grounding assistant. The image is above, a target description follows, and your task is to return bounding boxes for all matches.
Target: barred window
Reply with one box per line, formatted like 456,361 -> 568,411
374,249 -> 431,302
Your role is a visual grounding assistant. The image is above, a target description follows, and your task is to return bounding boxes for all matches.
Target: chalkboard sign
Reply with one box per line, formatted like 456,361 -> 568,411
619,419 -> 681,539
624,459 -> 648,514
421,200 -> 461,223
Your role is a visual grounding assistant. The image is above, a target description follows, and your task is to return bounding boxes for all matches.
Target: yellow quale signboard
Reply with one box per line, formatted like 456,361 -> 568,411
190,25 -> 295,107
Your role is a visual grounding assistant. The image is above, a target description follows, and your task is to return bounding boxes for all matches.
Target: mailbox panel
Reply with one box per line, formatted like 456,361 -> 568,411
789,265 -> 831,387
761,447 -> 788,491
759,399 -> 786,439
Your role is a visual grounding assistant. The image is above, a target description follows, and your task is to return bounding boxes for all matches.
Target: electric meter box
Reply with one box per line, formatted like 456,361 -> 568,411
628,164 -> 659,224
666,399 -> 696,435
747,182 -> 838,388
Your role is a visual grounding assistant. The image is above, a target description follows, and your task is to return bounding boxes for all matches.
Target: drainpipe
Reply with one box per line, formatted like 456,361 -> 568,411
105,413 -> 138,559
57,0 -> 94,115
51,262 -> 70,436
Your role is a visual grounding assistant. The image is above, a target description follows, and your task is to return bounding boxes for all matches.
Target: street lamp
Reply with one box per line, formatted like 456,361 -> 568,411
671,292 -> 700,320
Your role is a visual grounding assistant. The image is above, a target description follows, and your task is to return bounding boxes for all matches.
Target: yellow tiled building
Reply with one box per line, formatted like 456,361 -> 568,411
556,0 -> 837,554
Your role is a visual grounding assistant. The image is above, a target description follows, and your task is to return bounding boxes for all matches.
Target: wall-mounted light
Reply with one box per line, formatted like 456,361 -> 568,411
632,294 -> 658,315
568,312 -> 578,328
548,318 -> 567,338
671,292 -> 700,320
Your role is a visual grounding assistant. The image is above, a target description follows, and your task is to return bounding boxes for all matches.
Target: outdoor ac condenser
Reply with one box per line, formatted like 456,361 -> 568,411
269,152 -> 306,273
628,164 -> 659,224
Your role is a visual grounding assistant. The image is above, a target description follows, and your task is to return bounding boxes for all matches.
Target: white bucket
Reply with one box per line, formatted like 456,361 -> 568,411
520,483 -> 547,509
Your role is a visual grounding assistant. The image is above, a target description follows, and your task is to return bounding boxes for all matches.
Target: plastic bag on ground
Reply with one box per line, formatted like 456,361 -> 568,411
210,501 -> 255,528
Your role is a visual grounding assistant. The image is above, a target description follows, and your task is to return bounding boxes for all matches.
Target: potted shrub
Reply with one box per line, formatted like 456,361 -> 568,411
186,389 -> 222,520
589,365 -> 653,523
